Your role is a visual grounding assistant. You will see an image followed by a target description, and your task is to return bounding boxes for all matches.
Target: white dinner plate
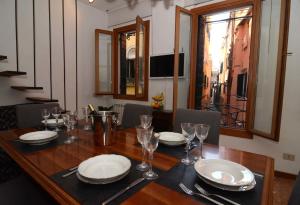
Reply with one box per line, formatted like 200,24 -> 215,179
197,173 -> 256,192
194,159 -> 254,187
19,131 -> 58,145
41,119 -> 64,127
159,132 -> 186,146
77,154 -> 131,184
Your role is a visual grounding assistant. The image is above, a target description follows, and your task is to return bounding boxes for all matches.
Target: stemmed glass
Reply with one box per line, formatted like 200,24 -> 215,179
82,107 -> 91,130
194,124 -> 210,159
62,114 -> 73,144
140,115 -> 153,129
52,107 -> 61,131
69,111 -> 78,141
135,126 -> 153,171
41,109 -> 50,130
181,123 -> 196,165
143,132 -> 160,180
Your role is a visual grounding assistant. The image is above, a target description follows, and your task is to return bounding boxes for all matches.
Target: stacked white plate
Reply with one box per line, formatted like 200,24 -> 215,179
159,132 -> 186,146
194,159 -> 256,191
41,119 -> 64,128
77,154 -> 131,184
19,131 -> 58,145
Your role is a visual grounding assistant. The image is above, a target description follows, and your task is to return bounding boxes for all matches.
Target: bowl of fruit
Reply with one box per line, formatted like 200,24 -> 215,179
151,92 -> 164,110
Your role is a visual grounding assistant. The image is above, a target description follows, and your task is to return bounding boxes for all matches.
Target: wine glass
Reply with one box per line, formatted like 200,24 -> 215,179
194,124 -> 210,159
69,110 -> 78,141
41,109 -> 50,130
181,123 -> 196,165
82,107 -> 91,130
52,107 -> 61,131
143,131 -> 160,180
135,126 -> 153,171
140,115 -> 153,129
62,114 -> 73,144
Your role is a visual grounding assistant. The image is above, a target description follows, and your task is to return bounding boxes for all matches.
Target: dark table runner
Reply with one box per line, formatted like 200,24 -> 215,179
51,158 -> 165,205
157,163 -> 264,205
10,132 -> 70,154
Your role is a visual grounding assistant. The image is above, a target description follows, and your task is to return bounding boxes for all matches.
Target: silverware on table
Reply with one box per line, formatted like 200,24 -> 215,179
179,183 -> 224,205
61,169 -> 77,178
194,184 -> 240,205
68,166 -> 78,171
102,177 -> 145,205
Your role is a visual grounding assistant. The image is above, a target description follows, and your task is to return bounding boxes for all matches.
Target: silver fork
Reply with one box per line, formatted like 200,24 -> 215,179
179,183 -> 224,205
194,184 -> 241,205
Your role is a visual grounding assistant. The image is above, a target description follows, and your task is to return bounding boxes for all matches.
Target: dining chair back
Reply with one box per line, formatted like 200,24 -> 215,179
0,173 -> 57,204
174,108 -> 221,145
288,171 -> 300,205
16,103 -> 59,128
121,103 -> 153,128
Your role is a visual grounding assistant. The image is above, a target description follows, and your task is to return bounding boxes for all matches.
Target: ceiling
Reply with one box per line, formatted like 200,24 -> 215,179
79,0 -> 174,12
79,0 -> 140,12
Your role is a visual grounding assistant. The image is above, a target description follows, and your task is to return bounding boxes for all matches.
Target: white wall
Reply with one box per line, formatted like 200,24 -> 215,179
108,0 -> 300,175
0,0 -> 110,111
110,0 -> 184,110
77,1 -> 111,111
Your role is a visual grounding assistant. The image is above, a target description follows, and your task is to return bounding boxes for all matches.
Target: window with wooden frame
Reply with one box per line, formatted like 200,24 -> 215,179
95,29 -> 114,95
95,16 -> 149,101
173,0 -> 290,141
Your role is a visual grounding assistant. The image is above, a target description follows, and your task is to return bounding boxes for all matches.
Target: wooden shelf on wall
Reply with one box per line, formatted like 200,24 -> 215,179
26,97 -> 58,103
11,86 -> 43,91
0,55 -> 7,61
0,71 -> 27,77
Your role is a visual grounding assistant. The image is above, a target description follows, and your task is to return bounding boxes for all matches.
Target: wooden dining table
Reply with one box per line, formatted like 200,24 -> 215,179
0,127 -> 274,205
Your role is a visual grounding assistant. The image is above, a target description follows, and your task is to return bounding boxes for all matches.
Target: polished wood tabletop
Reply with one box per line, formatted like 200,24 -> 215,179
0,127 -> 274,205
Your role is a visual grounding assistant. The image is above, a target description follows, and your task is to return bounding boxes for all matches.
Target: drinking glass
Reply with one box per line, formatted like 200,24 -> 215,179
62,114 -> 73,144
41,109 -> 50,130
69,110 -> 78,141
82,107 -> 91,130
194,124 -> 210,159
181,123 -> 196,165
140,115 -> 153,129
52,107 -> 61,131
135,126 -> 153,171
143,132 -> 160,180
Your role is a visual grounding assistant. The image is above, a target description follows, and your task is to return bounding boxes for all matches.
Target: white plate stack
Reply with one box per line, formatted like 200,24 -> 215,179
77,154 -> 131,184
194,159 -> 256,192
19,131 -> 58,145
159,132 -> 186,146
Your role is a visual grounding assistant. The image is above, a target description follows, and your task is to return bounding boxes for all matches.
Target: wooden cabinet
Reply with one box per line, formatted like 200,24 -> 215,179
152,110 -> 173,132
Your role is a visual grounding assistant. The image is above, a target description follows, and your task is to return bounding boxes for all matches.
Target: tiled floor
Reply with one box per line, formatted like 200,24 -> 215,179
273,176 -> 295,205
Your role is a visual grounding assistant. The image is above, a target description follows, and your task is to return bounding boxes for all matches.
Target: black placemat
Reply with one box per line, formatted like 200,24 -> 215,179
157,163 -> 264,205
51,158 -> 164,205
156,143 -> 186,159
10,132 -> 70,154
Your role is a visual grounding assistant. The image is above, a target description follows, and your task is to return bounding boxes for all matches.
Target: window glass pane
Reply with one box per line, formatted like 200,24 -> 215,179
98,33 -> 112,93
177,12 -> 192,109
253,0 -> 281,133
118,31 -> 136,96
138,23 -> 145,95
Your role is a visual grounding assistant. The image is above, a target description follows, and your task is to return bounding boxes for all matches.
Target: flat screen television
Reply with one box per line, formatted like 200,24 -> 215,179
150,53 -> 184,77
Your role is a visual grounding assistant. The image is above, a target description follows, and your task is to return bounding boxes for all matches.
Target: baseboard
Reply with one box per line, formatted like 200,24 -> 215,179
275,170 -> 297,179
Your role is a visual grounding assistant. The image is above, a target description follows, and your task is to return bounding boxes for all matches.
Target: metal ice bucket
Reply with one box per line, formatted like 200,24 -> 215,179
92,111 -> 118,146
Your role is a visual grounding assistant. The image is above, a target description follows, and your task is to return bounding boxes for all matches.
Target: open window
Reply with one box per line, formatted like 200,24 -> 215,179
173,0 -> 290,141
95,29 -> 114,95
95,16 -> 149,100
